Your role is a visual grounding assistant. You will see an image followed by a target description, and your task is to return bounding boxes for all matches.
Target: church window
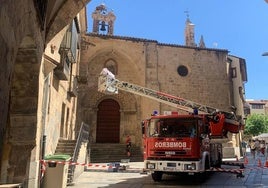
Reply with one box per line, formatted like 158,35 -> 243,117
231,67 -> 237,78
177,65 -> 188,77
104,59 -> 117,75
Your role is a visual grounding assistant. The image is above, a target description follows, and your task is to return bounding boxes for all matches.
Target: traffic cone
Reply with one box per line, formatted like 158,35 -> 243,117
244,156 -> 248,165
265,158 -> 268,168
258,158 -> 262,167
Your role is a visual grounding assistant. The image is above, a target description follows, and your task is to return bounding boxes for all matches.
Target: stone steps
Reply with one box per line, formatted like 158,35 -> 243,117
89,143 -> 143,163
55,139 -> 76,156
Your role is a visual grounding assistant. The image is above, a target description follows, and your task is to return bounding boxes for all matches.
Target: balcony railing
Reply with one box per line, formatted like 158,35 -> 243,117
54,54 -> 70,80
60,20 -> 78,63
68,76 -> 78,97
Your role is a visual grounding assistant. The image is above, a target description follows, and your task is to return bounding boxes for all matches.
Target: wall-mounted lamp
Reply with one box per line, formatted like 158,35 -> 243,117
50,44 -> 56,54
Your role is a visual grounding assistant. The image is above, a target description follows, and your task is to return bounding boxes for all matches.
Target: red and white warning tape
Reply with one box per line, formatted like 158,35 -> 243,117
40,160 -> 110,168
208,167 -> 244,174
40,160 -> 111,177
208,158 -> 268,176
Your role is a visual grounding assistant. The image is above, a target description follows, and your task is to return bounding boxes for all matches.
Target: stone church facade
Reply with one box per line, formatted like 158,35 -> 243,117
78,4 -> 247,154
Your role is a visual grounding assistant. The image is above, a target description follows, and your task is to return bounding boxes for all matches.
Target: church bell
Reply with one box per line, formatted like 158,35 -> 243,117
100,21 -> 106,31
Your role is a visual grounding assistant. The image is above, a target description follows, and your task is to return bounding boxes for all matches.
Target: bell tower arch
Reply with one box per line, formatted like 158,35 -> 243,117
92,4 -> 116,35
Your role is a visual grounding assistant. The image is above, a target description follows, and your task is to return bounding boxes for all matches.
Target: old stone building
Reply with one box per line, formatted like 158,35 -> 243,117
41,8 -> 89,184
246,99 -> 268,115
0,1 -> 90,187
78,4 -> 247,160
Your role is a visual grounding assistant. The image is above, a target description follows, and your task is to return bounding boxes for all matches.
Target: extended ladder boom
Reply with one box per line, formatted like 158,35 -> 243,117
98,68 -> 237,121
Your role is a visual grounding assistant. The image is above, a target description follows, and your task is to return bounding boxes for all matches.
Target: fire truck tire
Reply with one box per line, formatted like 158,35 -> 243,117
151,171 -> 163,182
195,158 -> 210,180
215,153 -> 222,168
205,157 -> 210,170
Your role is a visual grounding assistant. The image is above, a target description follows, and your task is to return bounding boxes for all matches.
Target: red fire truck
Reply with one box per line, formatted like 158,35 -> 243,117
98,68 -> 243,181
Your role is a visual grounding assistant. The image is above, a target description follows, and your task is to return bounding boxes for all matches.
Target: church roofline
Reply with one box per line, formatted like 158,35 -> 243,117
158,42 -> 228,52
86,32 -> 157,43
85,32 -> 229,53
228,54 -> 246,61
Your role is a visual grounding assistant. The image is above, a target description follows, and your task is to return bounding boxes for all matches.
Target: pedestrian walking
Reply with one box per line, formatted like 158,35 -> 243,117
126,135 -> 132,157
260,140 -> 266,156
266,142 -> 268,157
254,139 -> 260,157
241,140 -> 247,157
249,139 -> 256,159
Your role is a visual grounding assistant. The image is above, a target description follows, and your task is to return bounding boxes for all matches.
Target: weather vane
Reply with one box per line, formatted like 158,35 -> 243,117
184,9 -> 190,19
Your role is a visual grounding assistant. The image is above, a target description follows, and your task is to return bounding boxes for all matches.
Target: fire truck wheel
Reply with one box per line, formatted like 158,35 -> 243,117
151,171 -> 163,182
215,153 -> 222,168
205,157 -> 210,170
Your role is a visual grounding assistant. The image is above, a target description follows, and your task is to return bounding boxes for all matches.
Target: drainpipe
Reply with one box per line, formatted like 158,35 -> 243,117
42,135 -> 46,159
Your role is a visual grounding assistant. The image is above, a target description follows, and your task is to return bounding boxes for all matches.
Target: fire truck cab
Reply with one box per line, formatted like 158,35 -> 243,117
142,112 -> 222,181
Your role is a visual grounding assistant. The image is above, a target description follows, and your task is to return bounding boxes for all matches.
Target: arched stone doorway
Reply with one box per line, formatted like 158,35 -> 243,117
96,99 -> 120,143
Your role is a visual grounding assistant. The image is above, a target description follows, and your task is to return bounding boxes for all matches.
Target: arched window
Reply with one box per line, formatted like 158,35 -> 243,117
104,59 -> 117,75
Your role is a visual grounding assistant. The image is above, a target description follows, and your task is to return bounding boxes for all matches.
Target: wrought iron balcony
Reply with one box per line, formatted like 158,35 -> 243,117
68,76 -> 78,97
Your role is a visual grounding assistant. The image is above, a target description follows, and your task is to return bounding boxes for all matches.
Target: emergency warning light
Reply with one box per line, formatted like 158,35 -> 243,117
152,110 -> 158,116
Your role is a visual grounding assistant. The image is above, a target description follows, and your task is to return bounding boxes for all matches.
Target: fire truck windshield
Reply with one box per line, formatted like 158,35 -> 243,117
148,118 -> 197,138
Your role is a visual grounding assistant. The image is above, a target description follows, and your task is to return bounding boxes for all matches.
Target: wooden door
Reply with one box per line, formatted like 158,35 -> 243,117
96,99 -> 120,143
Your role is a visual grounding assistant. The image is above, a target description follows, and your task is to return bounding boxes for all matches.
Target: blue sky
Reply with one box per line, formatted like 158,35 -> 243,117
86,0 -> 268,100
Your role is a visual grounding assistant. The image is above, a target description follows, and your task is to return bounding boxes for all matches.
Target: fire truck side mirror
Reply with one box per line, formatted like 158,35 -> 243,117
141,121 -> 145,134
213,115 -> 220,123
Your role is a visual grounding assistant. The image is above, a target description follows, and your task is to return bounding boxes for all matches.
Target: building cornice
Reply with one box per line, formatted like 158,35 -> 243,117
85,33 -> 229,53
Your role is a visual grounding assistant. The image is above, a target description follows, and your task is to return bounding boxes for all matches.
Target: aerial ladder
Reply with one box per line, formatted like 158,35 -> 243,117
98,68 -> 242,135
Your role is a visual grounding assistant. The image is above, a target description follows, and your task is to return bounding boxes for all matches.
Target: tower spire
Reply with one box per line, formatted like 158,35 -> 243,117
199,35 -> 206,48
184,11 -> 196,47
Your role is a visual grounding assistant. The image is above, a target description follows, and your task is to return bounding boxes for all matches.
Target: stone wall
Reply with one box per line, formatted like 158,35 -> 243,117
0,1 -> 45,186
157,45 -> 230,111
0,1 -> 90,187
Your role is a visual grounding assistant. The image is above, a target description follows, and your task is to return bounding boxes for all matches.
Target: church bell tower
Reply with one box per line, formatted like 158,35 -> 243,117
92,4 -> 116,35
